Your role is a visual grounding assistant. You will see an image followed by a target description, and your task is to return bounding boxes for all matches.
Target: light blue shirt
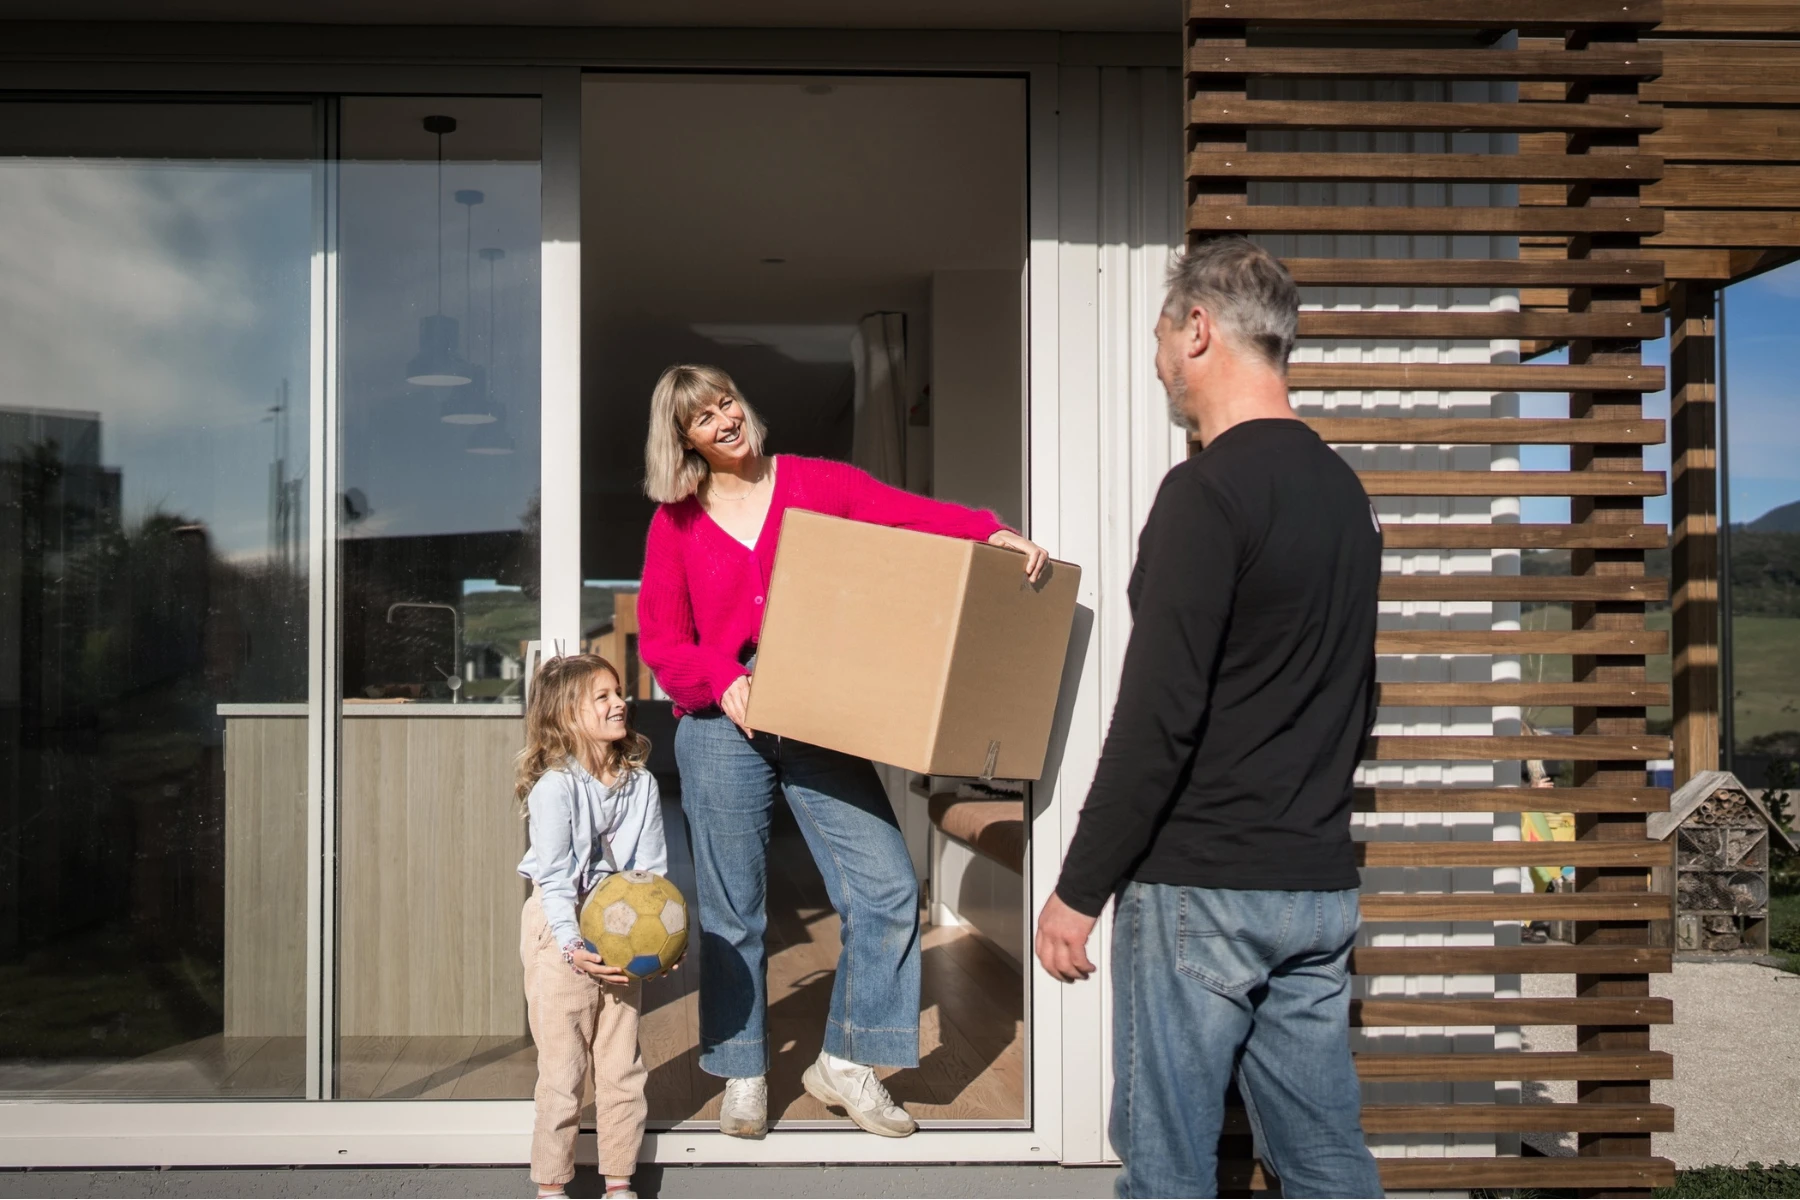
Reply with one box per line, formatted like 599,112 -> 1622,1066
517,759 -> 669,950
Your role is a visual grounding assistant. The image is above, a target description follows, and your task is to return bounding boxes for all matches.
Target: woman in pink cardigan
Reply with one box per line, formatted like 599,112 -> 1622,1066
637,364 -> 1045,1140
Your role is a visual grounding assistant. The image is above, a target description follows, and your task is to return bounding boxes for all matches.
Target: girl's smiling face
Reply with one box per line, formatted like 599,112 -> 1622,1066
683,392 -> 755,471
580,670 -> 630,746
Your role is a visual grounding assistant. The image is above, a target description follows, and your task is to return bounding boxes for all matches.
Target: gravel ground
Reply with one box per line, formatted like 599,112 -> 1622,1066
1523,959 -> 1800,1167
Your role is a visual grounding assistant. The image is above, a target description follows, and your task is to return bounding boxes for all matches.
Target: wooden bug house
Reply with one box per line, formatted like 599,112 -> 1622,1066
1649,770 -> 1796,954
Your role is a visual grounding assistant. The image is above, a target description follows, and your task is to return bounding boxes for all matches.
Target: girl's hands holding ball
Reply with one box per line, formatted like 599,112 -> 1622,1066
565,939 -> 632,987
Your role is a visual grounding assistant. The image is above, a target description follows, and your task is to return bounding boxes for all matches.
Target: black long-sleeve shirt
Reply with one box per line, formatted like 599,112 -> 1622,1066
1054,418 -> 1381,916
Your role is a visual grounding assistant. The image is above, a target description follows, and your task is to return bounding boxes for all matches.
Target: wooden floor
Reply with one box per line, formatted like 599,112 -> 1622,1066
0,808 -> 1027,1123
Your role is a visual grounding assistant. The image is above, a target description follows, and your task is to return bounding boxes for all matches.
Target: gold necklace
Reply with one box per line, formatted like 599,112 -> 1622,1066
709,473 -> 764,502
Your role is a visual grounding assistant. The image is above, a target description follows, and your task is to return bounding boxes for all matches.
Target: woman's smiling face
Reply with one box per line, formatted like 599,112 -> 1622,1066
683,392 -> 755,470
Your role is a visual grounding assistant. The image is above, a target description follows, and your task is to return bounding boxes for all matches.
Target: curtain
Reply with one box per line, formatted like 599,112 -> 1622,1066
850,311 -> 907,486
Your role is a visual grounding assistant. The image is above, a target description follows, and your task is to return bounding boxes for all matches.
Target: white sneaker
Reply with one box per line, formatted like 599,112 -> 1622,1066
719,1074 -> 768,1138
801,1052 -> 918,1138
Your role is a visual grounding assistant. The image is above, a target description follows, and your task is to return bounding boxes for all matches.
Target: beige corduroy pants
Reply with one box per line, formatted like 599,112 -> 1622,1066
521,890 -> 648,1185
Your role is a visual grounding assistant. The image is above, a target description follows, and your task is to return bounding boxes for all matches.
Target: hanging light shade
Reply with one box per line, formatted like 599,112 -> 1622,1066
440,364 -> 497,424
466,413 -> 516,456
408,313 -> 474,387
406,114 -> 473,388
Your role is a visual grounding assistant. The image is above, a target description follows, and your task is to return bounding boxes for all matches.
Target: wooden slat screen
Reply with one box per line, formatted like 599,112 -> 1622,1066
1186,1 -> 1671,1193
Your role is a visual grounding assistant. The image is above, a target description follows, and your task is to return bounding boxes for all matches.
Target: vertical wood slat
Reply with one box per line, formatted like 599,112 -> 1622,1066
1185,3 -> 1672,1194
1564,20 -> 1657,1192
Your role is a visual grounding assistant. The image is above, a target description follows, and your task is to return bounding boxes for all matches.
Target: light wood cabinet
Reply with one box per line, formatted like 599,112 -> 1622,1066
222,709 -> 528,1038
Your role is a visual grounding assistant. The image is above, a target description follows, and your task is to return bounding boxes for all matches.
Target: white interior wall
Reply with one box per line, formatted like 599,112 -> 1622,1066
1252,63 -> 1526,1162
931,268 -> 1025,530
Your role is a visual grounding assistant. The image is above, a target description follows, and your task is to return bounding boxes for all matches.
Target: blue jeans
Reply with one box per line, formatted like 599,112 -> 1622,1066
675,711 -> 921,1077
1111,883 -> 1381,1199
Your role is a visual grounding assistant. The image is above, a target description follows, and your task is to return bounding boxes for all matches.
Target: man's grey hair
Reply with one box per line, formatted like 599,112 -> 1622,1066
1162,236 -> 1300,373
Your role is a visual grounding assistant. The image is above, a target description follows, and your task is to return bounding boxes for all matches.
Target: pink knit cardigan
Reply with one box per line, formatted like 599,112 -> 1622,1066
637,455 -> 1007,716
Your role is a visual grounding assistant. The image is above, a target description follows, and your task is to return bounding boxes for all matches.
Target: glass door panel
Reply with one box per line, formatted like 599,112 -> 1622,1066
0,100 -> 320,1098
333,96 -> 542,1099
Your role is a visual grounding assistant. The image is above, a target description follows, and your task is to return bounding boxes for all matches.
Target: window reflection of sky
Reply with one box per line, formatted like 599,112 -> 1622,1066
0,158 -> 313,558
338,156 -> 541,543
1518,258 -> 1800,530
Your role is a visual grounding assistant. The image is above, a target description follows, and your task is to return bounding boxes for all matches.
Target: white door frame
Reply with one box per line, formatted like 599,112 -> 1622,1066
0,56 -> 1076,1169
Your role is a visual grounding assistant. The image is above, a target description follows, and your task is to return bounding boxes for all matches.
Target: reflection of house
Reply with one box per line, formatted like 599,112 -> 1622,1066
581,589 -> 650,700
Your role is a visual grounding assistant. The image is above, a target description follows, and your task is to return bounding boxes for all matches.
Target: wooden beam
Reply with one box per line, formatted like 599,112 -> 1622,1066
1194,204 -> 1662,237
1355,785 -> 1668,812
1187,0 -> 1662,27
1652,210 -> 1800,248
1375,1159 -> 1675,1191
1288,361 -> 1664,391
1293,310 -> 1655,339
1645,42 -> 1800,104
1190,150 -> 1662,184
1377,680 -> 1669,706
1352,944 -> 1671,974
1352,997 -> 1673,1026
1376,523 -> 1667,550
1357,841 -> 1672,868
1647,107 -> 1800,162
1354,1050 -> 1674,1081
1281,258 -> 1663,288
1306,417 -> 1663,445
1646,164 -> 1800,208
1376,629 -> 1667,655
1359,1103 -> 1673,1133
1369,734 -> 1671,761
1379,576 -> 1667,603
1189,99 -> 1661,133
1188,45 -> 1661,80
1656,0 -> 1800,34
1357,470 -> 1665,497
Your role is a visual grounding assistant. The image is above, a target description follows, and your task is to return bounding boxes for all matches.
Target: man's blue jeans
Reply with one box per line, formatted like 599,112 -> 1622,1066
675,711 -> 921,1078
1111,882 -> 1382,1199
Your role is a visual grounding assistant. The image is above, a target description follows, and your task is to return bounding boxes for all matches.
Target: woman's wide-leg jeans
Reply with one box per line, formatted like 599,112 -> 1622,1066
676,710 -> 922,1078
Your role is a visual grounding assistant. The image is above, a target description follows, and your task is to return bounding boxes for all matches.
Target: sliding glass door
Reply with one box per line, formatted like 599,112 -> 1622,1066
331,95 -> 542,1101
0,91 -> 543,1105
0,99 -> 321,1098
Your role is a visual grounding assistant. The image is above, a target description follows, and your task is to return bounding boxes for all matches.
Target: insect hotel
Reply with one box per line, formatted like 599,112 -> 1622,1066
1651,770 -> 1797,954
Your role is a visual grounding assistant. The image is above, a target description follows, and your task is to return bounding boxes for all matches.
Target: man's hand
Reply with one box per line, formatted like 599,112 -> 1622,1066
1035,891 -> 1099,983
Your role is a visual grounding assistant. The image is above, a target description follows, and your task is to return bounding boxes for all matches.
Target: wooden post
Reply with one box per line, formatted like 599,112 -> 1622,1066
1669,283 -> 1720,784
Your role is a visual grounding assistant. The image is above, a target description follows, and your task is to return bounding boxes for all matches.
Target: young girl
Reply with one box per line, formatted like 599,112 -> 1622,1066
516,654 -> 670,1200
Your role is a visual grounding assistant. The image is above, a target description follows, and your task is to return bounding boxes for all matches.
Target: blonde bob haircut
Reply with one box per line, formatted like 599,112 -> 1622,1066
643,363 -> 768,504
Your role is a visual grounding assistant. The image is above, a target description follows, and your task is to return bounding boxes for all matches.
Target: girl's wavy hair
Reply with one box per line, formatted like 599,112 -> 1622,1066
643,363 -> 768,504
514,653 -> 651,811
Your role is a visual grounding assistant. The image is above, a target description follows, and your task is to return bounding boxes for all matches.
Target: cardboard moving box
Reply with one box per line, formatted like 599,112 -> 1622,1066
745,509 -> 1080,780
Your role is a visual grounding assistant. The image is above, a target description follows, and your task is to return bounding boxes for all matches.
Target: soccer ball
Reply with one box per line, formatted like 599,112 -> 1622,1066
579,869 -> 688,980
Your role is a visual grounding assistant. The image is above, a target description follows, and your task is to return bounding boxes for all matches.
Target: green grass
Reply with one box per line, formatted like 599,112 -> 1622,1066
1521,603 -> 1672,733
1657,1163 -> 1800,1198
1771,889 -> 1800,974
1476,1163 -> 1800,1199
1731,615 -> 1800,743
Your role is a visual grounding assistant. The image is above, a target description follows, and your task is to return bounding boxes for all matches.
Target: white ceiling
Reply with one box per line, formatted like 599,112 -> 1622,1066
0,0 -> 1179,28
583,74 -> 1026,322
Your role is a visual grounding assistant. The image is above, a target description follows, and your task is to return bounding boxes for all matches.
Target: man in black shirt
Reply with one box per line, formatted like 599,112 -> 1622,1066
1035,237 -> 1382,1198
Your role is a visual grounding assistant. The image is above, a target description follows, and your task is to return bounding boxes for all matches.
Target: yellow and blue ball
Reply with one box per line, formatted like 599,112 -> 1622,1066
579,869 -> 688,980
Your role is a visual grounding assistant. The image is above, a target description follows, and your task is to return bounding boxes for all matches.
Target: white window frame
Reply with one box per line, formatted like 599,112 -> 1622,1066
0,56 -> 1077,1169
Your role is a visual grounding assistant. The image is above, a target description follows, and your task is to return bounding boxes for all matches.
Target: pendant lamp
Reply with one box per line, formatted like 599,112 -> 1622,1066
406,114 -> 474,388
466,245 -> 515,454
440,189 -> 498,422
465,421 -> 517,455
